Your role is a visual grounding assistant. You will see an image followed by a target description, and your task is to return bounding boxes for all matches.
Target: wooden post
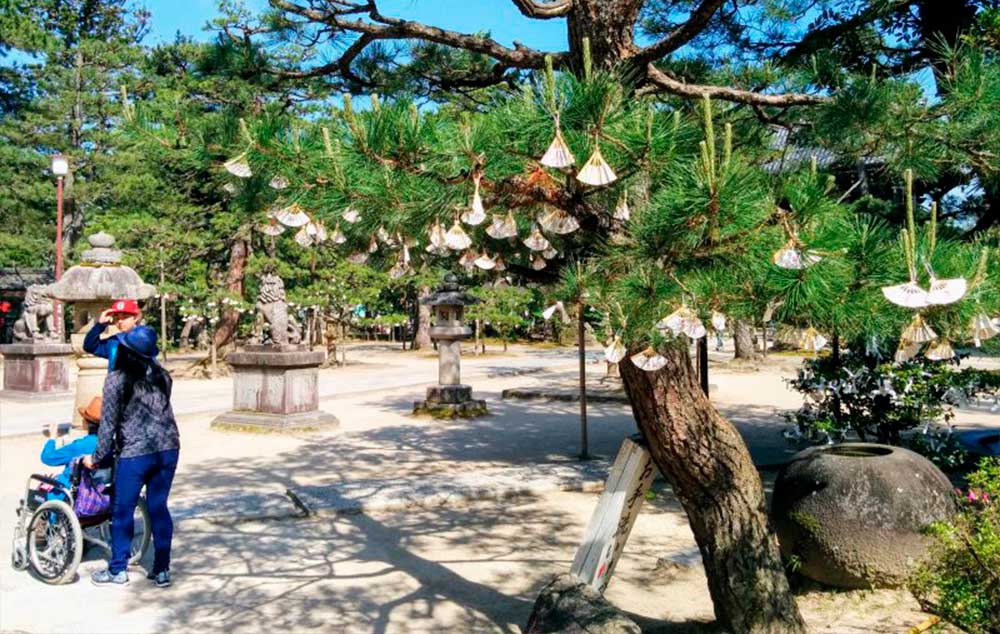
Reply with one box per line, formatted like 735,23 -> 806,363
159,249 -> 168,361
571,436 -> 655,592
210,333 -> 217,378
698,336 -> 709,397
578,300 -> 589,460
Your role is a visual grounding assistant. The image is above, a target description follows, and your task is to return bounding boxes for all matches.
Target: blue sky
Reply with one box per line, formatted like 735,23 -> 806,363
146,0 -> 570,52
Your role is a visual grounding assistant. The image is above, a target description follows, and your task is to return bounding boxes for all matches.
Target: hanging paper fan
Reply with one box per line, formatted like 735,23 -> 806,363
367,235 -> 379,254
259,218 -> 285,236
773,240 -> 821,270
540,117 -> 575,169
924,339 -> 955,361
523,225 -> 550,252
538,207 -> 579,235
799,327 -> 828,353
604,336 -> 626,364
901,313 -> 937,344
494,255 -> 507,271
311,221 -> 328,243
388,263 -> 407,280
631,346 -> 667,372
926,276 -> 967,305
428,221 -> 447,248
474,251 -> 496,270
461,176 -> 487,226
274,203 -> 311,228
970,313 -> 999,347
294,226 -> 314,247
445,220 -> 472,251
222,182 -> 238,195
487,211 -> 519,240
342,207 -> 360,223
531,254 -> 547,270
331,223 -> 347,244
711,311 -> 727,332
223,154 -> 252,178
614,192 -> 630,221
269,175 -> 289,190
542,301 -> 566,322
895,339 -> 921,363
459,249 -> 478,269
881,280 -> 930,309
346,251 -> 369,264
656,305 -> 705,339
377,225 -> 392,244
576,144 -> 617,186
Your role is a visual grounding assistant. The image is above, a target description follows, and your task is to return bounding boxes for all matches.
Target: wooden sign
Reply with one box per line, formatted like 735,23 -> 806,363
570,435 -> 656,593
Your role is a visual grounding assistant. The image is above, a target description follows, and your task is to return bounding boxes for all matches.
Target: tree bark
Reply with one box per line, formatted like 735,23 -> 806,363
414,285 -> 432,350
213,234 -> 248,349
733,319 -> 760,360
618,345 -> 805,634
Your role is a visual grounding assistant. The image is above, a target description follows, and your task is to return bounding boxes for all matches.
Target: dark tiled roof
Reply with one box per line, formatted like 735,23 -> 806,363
762,126 -> 881,174
0,268 -> 54,290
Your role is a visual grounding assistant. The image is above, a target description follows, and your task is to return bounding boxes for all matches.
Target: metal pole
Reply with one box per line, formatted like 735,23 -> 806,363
578,300 -> 589,460
54,176 -> 64,337
698,336 -> 709,396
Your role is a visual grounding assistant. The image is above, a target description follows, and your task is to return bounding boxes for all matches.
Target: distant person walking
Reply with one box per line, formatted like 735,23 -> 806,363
83,327 -> 180,588
83,299 -> 143,371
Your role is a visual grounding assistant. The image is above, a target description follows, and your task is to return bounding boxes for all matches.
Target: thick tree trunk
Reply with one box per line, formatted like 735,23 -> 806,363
213,235 -> 248,349
618,345 -> 805,634
566,0 -> 641,71
414,285 -> 432,350
733,319 -> 760,360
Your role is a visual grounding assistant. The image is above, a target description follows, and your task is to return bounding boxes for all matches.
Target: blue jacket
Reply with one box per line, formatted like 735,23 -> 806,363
41,435 -> 98,489
83,322 -> 122,369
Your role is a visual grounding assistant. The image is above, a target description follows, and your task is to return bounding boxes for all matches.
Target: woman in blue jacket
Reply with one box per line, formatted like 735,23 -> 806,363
40,396 -> 102,493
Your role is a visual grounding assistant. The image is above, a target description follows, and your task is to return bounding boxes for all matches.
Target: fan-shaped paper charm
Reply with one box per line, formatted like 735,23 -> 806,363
223,154 -> 252,178
924,339 -> 955,361
474,251 -> 496,270
259,218 -> 285,236
269,175 -> 289,190
799,327 -> 828,353
459,249 -> 478,269
773,240 -> 821,270
461,178 -> 487,226
523,226 -> 550,252
294,226 -> 314,247
604,336 -> 626,364
377,225 -> 392,244
631,346 -> 668,372
656,305 -> 705,338
487,211 -> 519,239
311,221 -> 328,243
342,207 -> 360,223
347,251 -> 369,264
367,235 -> 379,254
445,221 -> 472,251
576,145 -> 617,187
711,311 -> 727,332
388,263 -> 407,280
614,194 -> 630,221
274,203 -> 311,228
542,247 -> 558,260
531,254 -> 548,270
882,280 -> 930,309
427,221 -> 447,248
331,223 -> 347,245
970,313 -> 999,347
895,340 -> 921,363
540,127 -> 575,169
494,255 -> 507,271
926,277 -> 967,306
538,207 -> 579,235
223,183 -> 238,195
901,313 -> 937,344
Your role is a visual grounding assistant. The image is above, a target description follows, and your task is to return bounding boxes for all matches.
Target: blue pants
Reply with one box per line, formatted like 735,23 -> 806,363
109,449 -> 179,574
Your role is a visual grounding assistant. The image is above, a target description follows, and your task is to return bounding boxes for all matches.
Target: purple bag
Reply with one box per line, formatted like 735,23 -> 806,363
73,461 -> 111,516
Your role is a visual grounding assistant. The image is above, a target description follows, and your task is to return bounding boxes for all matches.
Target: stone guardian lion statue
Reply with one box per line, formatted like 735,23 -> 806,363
254,273 -> 302,345
12,285 -> 58,342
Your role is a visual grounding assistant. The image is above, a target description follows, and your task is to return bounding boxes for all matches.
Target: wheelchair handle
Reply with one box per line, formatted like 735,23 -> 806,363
29,473 -> 72,493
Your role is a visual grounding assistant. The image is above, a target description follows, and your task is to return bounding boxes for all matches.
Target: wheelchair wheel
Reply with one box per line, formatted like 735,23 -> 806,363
129,498 -> 152,564
27,500 -> 82,585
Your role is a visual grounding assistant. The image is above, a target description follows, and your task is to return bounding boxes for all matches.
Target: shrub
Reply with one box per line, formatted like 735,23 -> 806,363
910,458 -> 1000,634
784,352 -> 999,468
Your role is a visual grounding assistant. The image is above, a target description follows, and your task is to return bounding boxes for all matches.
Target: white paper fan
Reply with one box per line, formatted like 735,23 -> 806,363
269,175 -> 289,190
346,251 -> 369,264
311,221 -> 328,243
494,255 -> 507,271
461,177 -> 487,226
538,207 -> 579,235
274,203 -> 311,228
259,219 -> 285,236
604,336 -> 626,364
576,145 -> 617,186
331,223 -> 347,244
223,154 -> 252,178
445,221 -> 472,251
901,313 -> 937,344
970,313 -> 999,347
924,339 -> 955,361
542,247 -> 558,260
773,240 -> 821,270
631,346 -> 667,372
523,226 -> 550,252
459,249 -> 478,269
882,280 -> 930,309
531,254 -> 547,270
367,235 -> 379,254
926,277 -> 967,306
540,123 -> 575,169
294,226 -> 314,247
614,194 -> 630,221
799,327 -> 827,352
895,339 -> 921,363
342,207 -> 360,223
474,251 -> 496,270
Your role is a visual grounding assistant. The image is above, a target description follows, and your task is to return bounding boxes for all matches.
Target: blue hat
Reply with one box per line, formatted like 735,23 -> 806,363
119,325 -> 159,360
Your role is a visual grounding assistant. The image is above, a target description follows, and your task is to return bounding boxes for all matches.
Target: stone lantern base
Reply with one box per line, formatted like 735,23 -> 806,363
211,344 -> 339,432
413,384 -> 488,419
0,343 -> 73,400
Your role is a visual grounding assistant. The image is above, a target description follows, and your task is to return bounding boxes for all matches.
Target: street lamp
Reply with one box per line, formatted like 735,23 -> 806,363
51,154 -> 68,337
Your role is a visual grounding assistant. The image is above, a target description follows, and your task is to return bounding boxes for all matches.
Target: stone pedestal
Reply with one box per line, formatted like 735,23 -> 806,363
211,344 -> 338,432
414,383 -> 487,418
0,343 -> 73,400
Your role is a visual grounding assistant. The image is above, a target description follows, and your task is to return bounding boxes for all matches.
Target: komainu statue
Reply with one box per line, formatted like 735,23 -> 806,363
253,273 -> 302,345
12,285 -> 58,342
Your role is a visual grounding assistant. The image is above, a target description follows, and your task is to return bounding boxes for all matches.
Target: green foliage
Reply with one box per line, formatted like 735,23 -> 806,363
468,285 -> 534,345
910,458 -> 1000,634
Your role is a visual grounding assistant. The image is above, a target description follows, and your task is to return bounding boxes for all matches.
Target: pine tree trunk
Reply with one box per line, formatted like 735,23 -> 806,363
618,345 -> 805,634
213,235 -> 248,349
414,285 -> 432,350
733,320 -> 760,360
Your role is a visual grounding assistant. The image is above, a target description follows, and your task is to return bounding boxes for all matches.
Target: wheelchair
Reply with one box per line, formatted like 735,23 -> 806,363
10,460 -> 152,585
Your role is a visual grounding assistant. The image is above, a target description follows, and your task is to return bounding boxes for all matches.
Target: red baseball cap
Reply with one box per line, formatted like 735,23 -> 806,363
110,299 -> 141,315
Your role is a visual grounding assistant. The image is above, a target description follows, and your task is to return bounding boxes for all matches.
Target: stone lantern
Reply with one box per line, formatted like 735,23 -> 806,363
45,232 -> 156,427
413,274 -> 487,418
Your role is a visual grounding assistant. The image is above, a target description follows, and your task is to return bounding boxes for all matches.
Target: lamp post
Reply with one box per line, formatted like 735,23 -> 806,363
50,154 -> 69,337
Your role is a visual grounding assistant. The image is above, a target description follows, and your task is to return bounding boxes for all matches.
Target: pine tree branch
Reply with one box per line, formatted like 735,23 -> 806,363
510,0 -> 573,19
270,0 -> 568,71
631,0 -> 727,66
639,65 -> 828,106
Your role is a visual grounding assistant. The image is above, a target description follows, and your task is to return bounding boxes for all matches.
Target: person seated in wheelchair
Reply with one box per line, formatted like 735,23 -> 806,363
39,396 -> 109,500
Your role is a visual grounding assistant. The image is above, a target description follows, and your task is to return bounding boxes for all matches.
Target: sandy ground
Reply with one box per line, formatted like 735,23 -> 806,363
0,344 -> 991,633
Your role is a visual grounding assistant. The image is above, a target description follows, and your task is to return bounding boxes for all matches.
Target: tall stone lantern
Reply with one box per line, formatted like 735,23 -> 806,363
45,232 -> 156,427
413,274 -> 487,418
